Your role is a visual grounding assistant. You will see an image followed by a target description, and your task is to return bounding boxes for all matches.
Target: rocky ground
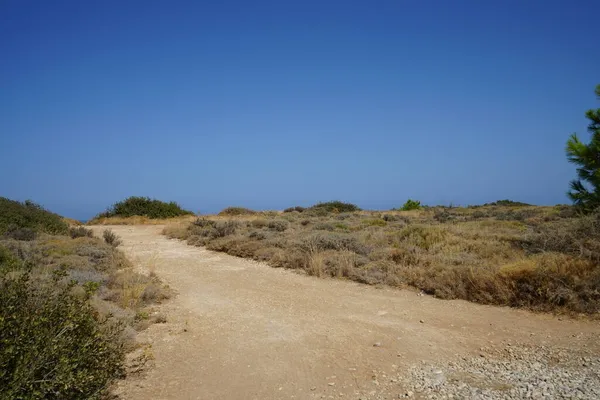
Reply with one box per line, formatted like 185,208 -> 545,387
391,342 -> 600,400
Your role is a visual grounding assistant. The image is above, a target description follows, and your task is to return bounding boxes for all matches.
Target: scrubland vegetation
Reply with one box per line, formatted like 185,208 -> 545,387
89,196 -> 193,224
0,83 -> 596,397
164,201 -> 600,315
0,198 -> 170,399
0,197 -> 69,238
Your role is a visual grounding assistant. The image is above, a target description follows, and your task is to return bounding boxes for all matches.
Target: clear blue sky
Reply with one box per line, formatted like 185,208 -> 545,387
1,0 -> 598,219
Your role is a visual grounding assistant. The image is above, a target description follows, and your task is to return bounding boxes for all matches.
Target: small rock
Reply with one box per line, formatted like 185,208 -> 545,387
328,382 -> 335,386
373,342 -> 382,347
420,320 -> 425,324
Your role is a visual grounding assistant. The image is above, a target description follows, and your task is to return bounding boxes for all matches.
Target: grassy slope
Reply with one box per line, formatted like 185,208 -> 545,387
0,198 -> 171,398
0,197 -> 69,235
163,204 -> 600,315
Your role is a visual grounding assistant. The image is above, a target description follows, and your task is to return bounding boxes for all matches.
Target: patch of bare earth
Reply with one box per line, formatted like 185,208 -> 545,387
103,225 -> 599,400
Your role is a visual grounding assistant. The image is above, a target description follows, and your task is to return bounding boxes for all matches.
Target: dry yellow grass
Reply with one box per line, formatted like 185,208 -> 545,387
162,222 -> 189,239
62,217 -> 82,226
106,268 -> 171,309
162,205 -> 600,314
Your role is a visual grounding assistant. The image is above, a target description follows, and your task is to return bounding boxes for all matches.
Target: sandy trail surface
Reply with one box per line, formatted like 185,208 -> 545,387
99,225 -> 599,400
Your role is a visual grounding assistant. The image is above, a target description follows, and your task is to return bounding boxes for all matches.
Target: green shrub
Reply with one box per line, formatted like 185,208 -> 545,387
308,201 -> 360,214
0,198 -> 68,236
103,229 -> 122,247
0,246 -> 22,274
218,207 -> 257,216
484,199 -> 531,207
0,267 -> 124,399
283,206 -> 306,213
97,196 -> 193,219
69,226 -> 94,239
399,199 -> 422,211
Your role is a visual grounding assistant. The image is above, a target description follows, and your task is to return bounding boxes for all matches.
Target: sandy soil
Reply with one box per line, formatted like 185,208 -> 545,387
98,225 -> 599,400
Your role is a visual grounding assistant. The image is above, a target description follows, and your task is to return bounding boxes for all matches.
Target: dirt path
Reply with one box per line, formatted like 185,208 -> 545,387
102,225 -> 599,400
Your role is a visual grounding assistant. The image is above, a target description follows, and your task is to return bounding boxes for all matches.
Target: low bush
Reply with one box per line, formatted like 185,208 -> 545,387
3,226 -> 37,241
494,208 -> 539,221
0,197 -> 68,236
283,206 -> 306,213
300,232 -> 368,255
554,205 -> 578,218
471,210 -> 487,219
188,220 -> 239,239
69,226 -> 94,239
308,201 -> 360,214
485,199 -> 531,207
193,217 -> 216,228
218,207 -> 257,216
433,209 -> 453,223
213,221 -> 240,238
96,196 -> 193,219
249,231 -> 268,240
0,262 -> 125,399
105,268 -> 171,309
399,199 -> 422,211
267,220 -> 289,232
103,229 -> 122,247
